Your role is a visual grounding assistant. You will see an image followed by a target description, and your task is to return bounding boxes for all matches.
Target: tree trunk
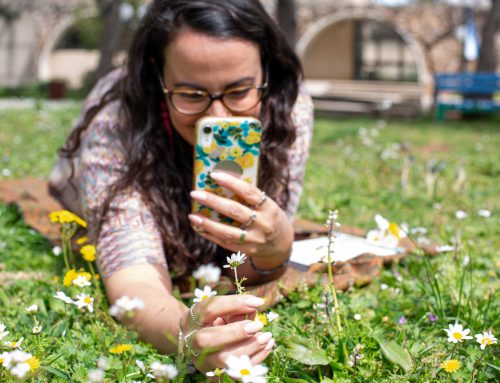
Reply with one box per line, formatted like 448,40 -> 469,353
477,0 -> 500,72
277,0 -> 297,48
91,0 -> 124,85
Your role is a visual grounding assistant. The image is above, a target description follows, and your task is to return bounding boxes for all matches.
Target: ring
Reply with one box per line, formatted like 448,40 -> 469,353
255,191 -> 267,208
239,228 -> 247,244
189,304 -> 206,328
242,211 -> 257,229
183,329 -> 200,357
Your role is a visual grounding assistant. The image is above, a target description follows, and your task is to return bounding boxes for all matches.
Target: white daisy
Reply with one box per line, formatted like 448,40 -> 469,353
192,263 -> 221,284
455,210 -> 467,220
223,251 -> 247,269
86,368 -> 104,383
10,361 -> 31,379
54,291 -> 75,304
266,312 -> 279,323
32,326 -> 42,334
444,323 -> 473,343
73,275 -> 92,288
150,361 -> 178,379
436,245 -> 455,253
478,209 -> 492,218
354,314 -> 362,321
25,304 -> 38,314
0,323 -> 9,340
52,246 -> 62,256
206,367 -> 227,377
4,336 -> 24,349
193,285 -> 217,303
75,293 -> 94,313
109,296 -> 145,318
226,354 -> 268,383
474,331 -> 497,350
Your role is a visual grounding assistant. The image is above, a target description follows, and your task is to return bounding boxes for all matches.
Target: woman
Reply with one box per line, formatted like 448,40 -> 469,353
49,0 -> 313,373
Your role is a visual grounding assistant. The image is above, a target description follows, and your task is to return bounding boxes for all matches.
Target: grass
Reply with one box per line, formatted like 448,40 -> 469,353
0,103 -> 499,382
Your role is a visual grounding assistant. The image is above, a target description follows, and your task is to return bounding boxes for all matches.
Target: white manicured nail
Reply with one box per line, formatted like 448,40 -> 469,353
257,332 -> 272,345
265,338 -> 275,351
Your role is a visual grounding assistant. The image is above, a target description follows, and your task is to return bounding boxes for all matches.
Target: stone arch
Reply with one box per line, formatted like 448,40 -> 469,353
37,8 -> 97,82
297,8 -> 433,109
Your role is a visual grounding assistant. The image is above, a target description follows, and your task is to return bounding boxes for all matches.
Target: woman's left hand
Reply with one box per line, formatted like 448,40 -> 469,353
188,171 -> 293,265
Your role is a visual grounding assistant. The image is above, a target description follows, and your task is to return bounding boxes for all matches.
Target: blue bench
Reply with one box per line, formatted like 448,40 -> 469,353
434,72 -> 500,121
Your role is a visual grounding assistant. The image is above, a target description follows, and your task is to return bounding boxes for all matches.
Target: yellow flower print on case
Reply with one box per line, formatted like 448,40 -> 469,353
230,147 -> 243,158
235,152 -> 255,169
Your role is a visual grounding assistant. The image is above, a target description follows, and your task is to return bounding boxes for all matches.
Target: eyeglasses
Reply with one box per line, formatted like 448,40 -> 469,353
161,79 -> 268,115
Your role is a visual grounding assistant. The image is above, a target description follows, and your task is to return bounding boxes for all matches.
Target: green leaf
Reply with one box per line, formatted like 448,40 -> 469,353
320,379 -> 335,383
283,378 -> 310,383
41,365 -> 74,382
378,339 -> 413,372
286,342 -> 329,366
223,375 -> 236,383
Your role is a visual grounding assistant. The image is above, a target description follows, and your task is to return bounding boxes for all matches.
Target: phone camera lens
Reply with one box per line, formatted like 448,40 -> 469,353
203,126 -> 212,134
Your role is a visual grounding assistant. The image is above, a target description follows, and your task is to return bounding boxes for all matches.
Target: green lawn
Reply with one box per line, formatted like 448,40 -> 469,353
0,103 -> 498,382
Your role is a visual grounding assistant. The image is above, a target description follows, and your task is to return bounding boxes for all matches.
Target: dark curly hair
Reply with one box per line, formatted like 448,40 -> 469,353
59,0 -> 302,282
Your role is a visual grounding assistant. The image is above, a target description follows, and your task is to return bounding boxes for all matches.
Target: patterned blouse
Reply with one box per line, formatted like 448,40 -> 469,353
71,69 -> 314,279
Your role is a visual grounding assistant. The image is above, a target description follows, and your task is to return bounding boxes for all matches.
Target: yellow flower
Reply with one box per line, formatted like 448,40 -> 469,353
49,210 -> 87,228
109,344 -> 134,354
255,313 -> 268,326
230,147 -> 243,158
441,359 -> 461,373
194,160 -> 204,175
80,245 -> 96,262
219,149 -> 228,161
76,236 -> 88,245
27,356 -> 40,371
244,130 -> 261,145
235,153 -> 255,169
63,269 -> 78,286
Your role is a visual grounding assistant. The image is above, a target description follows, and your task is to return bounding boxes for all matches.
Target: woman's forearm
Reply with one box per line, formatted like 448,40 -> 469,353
104,264 -> 190,353
107,280 -> 188,354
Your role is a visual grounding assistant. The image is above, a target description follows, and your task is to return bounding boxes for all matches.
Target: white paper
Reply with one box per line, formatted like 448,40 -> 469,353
290,232 -> 405,268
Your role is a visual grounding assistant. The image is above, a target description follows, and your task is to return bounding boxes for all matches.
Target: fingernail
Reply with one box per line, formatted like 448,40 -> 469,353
190,191 -> 207,201
188,214 -> 203,224
244,320 -> 263,334
257,332 -> 273,345
244,296 -> 265,308
210,172 -> 229,181
265,338 -> 275,351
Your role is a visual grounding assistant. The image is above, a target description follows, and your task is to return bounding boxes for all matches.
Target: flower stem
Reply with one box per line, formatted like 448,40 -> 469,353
469,349 -> 487,383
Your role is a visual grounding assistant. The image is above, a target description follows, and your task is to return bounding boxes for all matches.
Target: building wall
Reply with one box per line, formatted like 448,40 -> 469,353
302,20 -> 355,80
0,14 -> 37,87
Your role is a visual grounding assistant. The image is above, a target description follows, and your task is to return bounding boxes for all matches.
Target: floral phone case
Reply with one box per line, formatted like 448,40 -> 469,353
192,116 -> 262,225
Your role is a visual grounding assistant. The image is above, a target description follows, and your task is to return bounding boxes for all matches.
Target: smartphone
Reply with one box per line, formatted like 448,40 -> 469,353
192,116 -> 262,225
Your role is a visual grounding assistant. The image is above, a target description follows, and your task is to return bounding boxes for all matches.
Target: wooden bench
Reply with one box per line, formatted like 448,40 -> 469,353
434,72 -> 500,121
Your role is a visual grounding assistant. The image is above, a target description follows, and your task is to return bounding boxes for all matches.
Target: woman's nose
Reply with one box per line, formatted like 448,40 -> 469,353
206,99 -> 232,117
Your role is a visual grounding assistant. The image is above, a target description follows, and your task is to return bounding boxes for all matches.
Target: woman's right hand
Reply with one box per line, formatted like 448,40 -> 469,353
180,294 -> 275,374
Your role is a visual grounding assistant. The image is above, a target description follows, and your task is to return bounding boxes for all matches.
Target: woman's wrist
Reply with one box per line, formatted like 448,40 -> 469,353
249,255 -> 290,276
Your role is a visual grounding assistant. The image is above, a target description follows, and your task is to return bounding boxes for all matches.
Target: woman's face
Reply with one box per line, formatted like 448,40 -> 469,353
162,28 -> 263,145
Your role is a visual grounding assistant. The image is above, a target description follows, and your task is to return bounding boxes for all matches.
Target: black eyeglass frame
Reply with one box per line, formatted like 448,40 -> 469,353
158,71 -> 269,115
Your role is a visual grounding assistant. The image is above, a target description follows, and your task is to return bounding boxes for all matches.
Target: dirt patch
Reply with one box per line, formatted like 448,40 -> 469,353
413,143 -> 452,154
0,178 -> 63,243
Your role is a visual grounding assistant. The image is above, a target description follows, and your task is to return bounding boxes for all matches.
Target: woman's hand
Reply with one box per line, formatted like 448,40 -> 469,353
188,171 -> 293,267
180,294 -> 275,374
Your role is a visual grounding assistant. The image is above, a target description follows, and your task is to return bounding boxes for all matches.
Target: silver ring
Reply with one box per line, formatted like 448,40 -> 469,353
239,228 -> 247,244
189,304 -> 206,328
242,211 -> 257,229
255,191 -> 267,208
